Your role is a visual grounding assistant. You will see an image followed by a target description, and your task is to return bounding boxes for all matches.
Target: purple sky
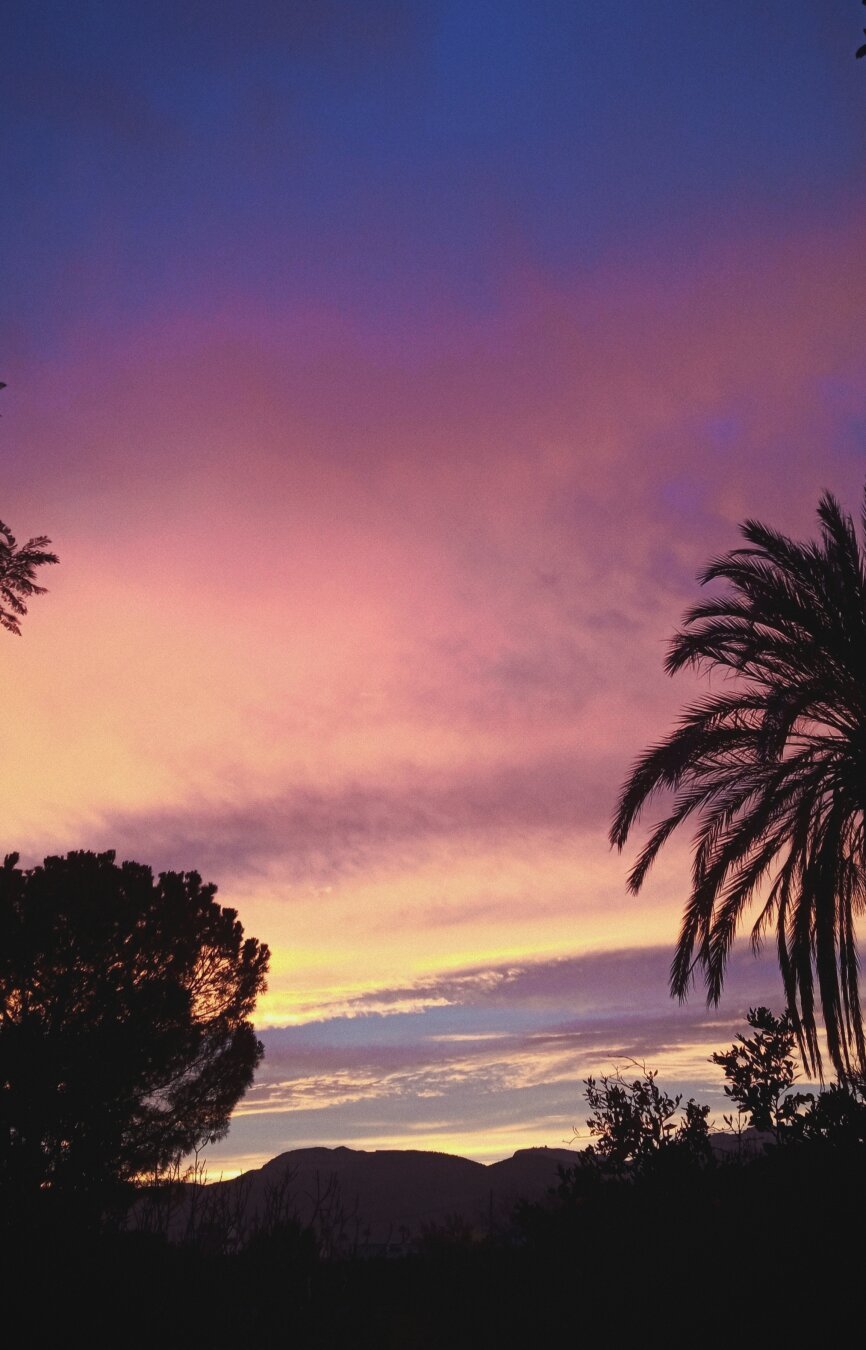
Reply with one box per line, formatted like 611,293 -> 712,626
2,2 -> 864,1170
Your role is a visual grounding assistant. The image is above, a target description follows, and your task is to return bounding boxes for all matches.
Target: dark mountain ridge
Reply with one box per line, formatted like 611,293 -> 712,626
140,1145 -> 579,1249
139,1134 -> 774,1252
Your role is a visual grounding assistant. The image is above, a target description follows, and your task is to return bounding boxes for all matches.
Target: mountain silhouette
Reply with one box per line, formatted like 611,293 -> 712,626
140,1145 -> 578,1250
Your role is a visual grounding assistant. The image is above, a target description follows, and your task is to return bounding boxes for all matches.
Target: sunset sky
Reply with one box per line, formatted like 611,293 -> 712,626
3,2 -> 866,1173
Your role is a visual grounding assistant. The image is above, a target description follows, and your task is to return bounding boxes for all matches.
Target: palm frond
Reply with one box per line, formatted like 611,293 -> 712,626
0,518 -> 59,635
613,483 -> 866,1078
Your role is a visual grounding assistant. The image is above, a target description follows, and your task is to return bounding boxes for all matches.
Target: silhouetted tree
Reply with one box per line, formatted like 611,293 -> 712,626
0,517 -> 58,634
578,1063 -> 710,1176
711,1007 -> 808,1139
611,484 -> 866,1079
0,850 -> 269,1224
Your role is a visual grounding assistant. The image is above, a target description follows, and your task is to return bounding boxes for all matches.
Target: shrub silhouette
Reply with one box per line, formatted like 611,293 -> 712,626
792,1079 -> 866,1146
0,849 -> 269,1226
576,1063 -> 711,1177
711,1005 -> 808,1139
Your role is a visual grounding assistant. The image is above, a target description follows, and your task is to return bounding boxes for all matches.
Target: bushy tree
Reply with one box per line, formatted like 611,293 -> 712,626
578,1064 -> 711,1176
0,850 -> 269,1220
792,1080 -> 866,1147
711,1006 -> 808,1139
0,517 -> 58,634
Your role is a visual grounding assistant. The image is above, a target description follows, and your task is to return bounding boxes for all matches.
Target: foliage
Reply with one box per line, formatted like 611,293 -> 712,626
0,517 -> 58,635
610,484 -> 866,1078
711,1006 -> 809,1138
0,850 -> 269,1220
578,1063 -> 711,1176
791,1079 -> 866,1147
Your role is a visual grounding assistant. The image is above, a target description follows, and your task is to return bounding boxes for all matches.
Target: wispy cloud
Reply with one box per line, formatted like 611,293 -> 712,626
202,942 -> 800,1169
68,749 -> 621,886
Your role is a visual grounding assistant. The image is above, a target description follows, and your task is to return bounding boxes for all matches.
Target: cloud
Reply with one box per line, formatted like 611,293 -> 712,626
246,943 -> 790,1103
54,749 -> 621,886
201,941 -> 800,1168
310,943 -> 781,1018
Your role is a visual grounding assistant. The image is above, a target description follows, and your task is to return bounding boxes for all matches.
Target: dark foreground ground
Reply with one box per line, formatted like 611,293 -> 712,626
4,1146 -> 864,1348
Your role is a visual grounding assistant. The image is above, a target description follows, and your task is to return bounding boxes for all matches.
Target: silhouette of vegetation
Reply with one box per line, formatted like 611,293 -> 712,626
3,1011 -> 866,1347
711,1005 -> 808,1138
857,0 -> 866,58
790,1078 -> 866,1146
0,516 -> 58,634
611,484 -> 866,1078
0,849 -> 269,1229
576,1063 -> 710,1177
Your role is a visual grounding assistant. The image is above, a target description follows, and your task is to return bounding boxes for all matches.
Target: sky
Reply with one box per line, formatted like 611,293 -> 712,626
2,1 -> 866,1174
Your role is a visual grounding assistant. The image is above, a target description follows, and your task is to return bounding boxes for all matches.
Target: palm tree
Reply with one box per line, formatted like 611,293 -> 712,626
0,518 -> 59,635
610,485 -> 866,1079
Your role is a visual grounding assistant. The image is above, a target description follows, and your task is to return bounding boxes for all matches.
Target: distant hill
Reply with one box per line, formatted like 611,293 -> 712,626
136,1134 -> 775,1252
137,1145 -> 579,1251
